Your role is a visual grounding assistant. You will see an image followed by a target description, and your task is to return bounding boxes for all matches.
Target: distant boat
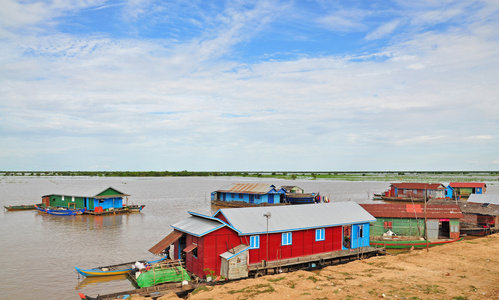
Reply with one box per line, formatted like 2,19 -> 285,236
4,203 -> 44,211
370,237 -> 462,249
380,196 -> 426,203
126,204 -> 145,212
75,257 -> 166,277
34,205 -> 85,216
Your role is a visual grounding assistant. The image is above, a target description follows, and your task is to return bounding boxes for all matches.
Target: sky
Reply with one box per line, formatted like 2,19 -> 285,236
1,0 -> 498,172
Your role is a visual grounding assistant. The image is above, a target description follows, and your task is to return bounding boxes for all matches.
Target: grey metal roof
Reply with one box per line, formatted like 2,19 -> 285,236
216,202 -> 375,236
220,244 -> 250,260
216,183 -> 275,194
44,186 -> 129,197
171,215 -> 226,237
468,194 -> 499,205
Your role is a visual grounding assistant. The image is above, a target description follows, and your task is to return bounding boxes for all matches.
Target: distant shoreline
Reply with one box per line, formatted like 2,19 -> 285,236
1,171 -> 498,182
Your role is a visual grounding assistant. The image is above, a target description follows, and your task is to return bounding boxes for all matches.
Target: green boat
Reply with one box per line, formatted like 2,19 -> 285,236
370,237 -> 462,249
4,203 -> 45,211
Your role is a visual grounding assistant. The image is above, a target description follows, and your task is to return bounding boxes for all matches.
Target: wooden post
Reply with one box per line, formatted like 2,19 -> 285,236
425,184 -> 429,252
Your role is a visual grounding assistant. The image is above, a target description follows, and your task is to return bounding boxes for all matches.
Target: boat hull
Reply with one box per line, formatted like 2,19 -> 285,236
35,205 -> 85,216
370,238 -> 462,249
4,203 -> 44,211
75,267 -> 132,277
75,257 -> 166,277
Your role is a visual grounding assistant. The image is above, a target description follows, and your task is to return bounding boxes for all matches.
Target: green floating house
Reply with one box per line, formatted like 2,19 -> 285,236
41,186 -> 130,212
360,203 -> 463,240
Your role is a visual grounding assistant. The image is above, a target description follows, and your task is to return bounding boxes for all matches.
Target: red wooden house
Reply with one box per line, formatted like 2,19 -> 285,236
383,183 -> 446,200
149,202 -> 376,279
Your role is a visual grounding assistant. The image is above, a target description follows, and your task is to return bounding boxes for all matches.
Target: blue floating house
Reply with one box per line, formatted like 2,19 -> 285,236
41,186 -> 129,211
211,183 -> 286,205
446,182 -> 487,199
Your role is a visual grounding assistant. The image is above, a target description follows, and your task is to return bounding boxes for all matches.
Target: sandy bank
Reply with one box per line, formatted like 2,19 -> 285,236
131,234 -> 499,300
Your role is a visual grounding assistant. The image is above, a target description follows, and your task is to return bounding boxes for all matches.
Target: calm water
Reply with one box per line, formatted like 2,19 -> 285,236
0,177 -> 497,300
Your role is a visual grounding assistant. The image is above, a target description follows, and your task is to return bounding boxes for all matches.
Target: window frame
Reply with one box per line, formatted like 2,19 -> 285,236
281,232 -> 292,246
315,228 -> 325,241
249,235 -> 260,249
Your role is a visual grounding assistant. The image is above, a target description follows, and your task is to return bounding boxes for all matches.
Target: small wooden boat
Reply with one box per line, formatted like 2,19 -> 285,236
4,203 -> 44,211
35,205 -> 85,216
370,237 -> 462,249
380,196 -> 426,203
125,204 -> 145,212
75,257 -> 166,277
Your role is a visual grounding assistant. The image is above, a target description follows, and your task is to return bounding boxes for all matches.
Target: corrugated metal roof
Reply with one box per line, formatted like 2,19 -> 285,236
220,244 -> 250,260
391,183 -> 445,190
216,202 -> 375,236
43,186 -> 129,198
468,194 -> 499,205
171,215 -> 227,237
183,244 -> 198,253
449,182 -> 487,188
359,203 -> 463,219
458,202 -> 499,216
148,230 -> 183,255
216,183 -> 275,195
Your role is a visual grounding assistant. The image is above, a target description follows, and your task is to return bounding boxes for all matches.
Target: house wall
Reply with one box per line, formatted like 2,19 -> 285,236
178,221 -> 371,279
177,227 -> 242,279
449,219 -> 460,239
92,197 -> 123,210
247,226 -> 344,264
392,188 -> 445,199
220,192 -> 280,204
47,195 -> 86,209
369,218 -> 425,237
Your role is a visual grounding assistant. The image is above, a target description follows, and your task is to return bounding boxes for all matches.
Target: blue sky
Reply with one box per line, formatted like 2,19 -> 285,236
1,0 -> 498,171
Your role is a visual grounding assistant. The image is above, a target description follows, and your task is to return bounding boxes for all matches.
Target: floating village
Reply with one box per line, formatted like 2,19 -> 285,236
4,181 -> 499,300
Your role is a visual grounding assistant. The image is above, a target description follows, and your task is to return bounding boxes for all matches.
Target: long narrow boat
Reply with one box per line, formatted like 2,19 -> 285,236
35,205 -> 85,216
4,203 -> 44,211
370,237 -> 462,249
75,257 -> 166,277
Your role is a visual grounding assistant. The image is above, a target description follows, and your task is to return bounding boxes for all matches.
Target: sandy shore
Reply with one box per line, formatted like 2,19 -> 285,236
131,234 -> 499,300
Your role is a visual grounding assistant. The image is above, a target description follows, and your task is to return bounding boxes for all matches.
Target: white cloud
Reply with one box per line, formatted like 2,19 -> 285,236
0,1 -> 498,171
365,20 -> 401,41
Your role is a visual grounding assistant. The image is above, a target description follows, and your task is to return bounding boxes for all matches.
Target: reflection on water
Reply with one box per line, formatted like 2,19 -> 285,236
75,274 -> 127,290
0,177 -> 496,300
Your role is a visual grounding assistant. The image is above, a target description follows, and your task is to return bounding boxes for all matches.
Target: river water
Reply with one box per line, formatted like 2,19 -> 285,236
0,176 -> 497,300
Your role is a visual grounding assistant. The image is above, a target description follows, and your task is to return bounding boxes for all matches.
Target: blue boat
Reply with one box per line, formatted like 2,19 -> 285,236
35,205 -> 85,216
75,257 -> 166,277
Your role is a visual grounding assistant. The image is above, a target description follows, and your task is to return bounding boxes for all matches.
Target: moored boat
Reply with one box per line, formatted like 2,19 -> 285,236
380,196 -> 426,202
75,257 -> 166,277
4,203 -> 44,211
370,237 -> 462,249
35,205 -> 85,216
125,204 -> 145,212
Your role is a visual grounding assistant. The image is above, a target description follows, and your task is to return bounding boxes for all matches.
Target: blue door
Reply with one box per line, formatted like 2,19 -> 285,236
249,195 -> 254,204
268,194 -> 274,204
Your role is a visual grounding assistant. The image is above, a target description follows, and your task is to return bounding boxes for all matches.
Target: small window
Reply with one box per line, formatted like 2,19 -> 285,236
61,196 -> 65,201
282,232 -> 292,246
192,247 -> 198,258
359,225 -> 364,238
383,221 -> 393,229
250,235 -> 260,249
255,195 -> 260,199
316,228 -> 325,241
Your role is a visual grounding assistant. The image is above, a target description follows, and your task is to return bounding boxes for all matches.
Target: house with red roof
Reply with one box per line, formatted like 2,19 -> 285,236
446,182 -> 487,199
148,202 -> 379,280
382,183 -> 446,201
360,203 -> 463,240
